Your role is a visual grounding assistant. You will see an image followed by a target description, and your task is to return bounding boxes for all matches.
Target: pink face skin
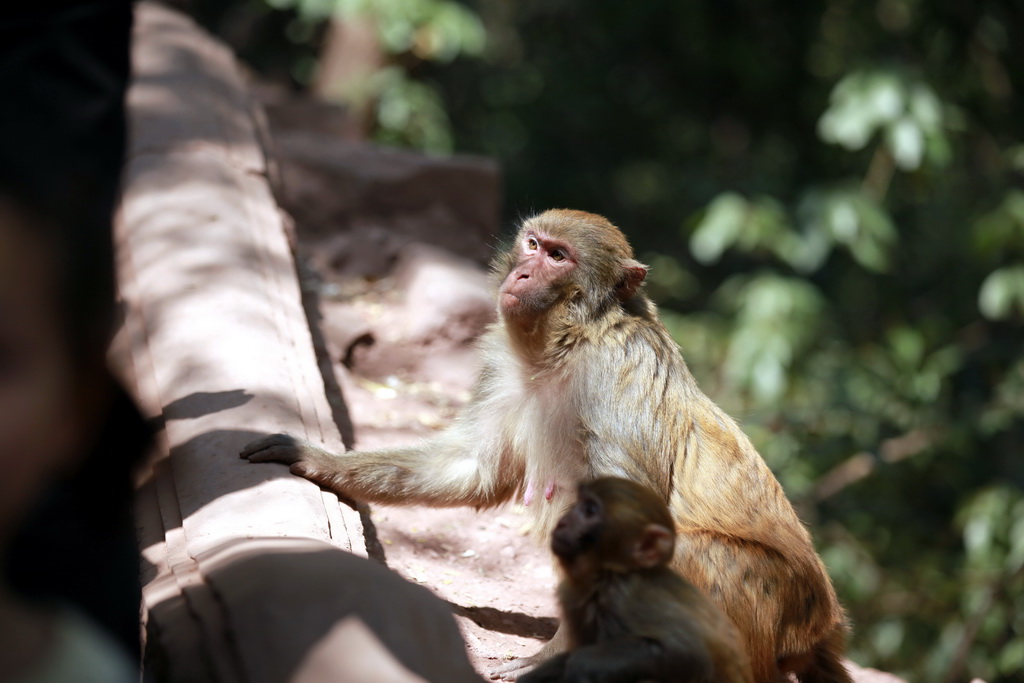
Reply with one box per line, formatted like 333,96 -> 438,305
0,201 -> 85,547
498,231 -> 577,319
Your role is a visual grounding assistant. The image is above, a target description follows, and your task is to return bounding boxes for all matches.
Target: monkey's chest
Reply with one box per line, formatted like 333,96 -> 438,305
515,385 -> 587,485
570,586 -> 637,645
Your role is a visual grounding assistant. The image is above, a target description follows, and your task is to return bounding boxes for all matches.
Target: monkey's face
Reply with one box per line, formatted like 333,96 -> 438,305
552,490 -> 654,576
494,211 -> 649,328
498,229 -> 578,321
554,478 -> 677,577
551,491 -> 604,562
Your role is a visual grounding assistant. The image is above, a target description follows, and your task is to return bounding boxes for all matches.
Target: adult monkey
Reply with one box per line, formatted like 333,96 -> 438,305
241,209 -> 851,682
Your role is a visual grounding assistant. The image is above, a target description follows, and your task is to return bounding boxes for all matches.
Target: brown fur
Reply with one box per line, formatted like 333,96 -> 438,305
241,209 -> 851,682
520,477 -> 753,683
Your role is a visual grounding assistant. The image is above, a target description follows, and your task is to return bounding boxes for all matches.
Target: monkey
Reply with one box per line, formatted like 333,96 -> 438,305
240,209 -> 851,683
520,476 -> 754,683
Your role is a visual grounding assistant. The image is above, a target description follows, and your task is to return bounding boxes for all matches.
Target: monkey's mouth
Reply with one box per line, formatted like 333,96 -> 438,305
498,282 -> 521,297
551,536 -> 573,558
500,291 -> 527,313
551,529 -> 598,559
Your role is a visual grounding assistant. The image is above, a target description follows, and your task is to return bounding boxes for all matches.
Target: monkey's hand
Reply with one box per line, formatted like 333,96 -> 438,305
488,654 -> 541,681
488,626 -> 568,681
240,434 -> 360,506
516,653 -> 567,683
239,433 -> 311,465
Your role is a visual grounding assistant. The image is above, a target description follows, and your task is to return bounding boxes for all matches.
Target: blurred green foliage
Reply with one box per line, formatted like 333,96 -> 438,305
194,0 -> 1024,680
193,0 -> 483,151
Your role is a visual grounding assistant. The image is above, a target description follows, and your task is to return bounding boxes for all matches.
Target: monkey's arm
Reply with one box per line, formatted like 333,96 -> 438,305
240,371 -> 522,508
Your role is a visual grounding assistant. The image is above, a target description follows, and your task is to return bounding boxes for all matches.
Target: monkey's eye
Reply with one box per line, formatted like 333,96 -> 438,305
580,498 -> 601,518
549,249 -> 566,262
526,237 -> 539,250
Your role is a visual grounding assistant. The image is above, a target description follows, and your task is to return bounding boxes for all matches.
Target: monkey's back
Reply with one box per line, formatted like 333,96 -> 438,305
563,299 -> 847,679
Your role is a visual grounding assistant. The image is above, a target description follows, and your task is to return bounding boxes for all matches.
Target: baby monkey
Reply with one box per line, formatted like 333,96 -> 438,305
523,477 -> 753,683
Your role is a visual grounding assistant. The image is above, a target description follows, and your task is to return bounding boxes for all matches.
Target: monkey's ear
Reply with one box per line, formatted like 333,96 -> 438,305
617,259 -> 648,300
633,523 -> 673,568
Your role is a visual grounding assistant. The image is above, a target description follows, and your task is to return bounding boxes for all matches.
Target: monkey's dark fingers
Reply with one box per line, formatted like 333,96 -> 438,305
239,433 -> 304,464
